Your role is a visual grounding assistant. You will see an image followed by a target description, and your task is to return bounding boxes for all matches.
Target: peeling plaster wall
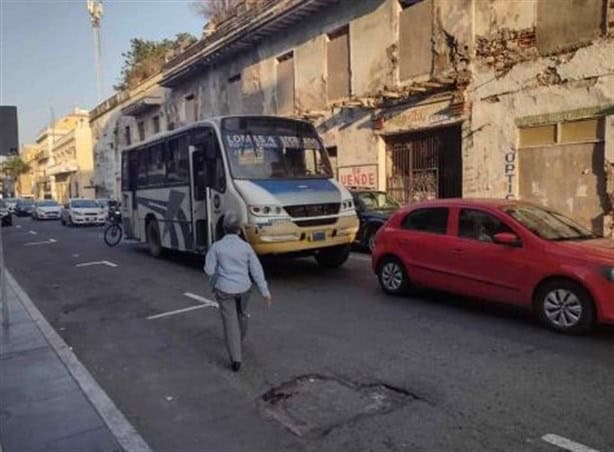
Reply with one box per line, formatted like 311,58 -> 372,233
467,36 -> 614,232
474,0 -> 536,36
90,78 -> 166,199
351,0 -> 396,94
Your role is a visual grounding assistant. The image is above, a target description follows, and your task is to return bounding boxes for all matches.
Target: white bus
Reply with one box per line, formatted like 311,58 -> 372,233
121,116 -> 359,267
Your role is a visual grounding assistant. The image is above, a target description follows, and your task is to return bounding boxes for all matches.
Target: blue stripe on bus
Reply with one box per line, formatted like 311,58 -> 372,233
250,179 -> 339,195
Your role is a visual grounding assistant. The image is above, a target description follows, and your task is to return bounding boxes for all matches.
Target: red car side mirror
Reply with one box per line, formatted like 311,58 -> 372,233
493,232 -> 522,247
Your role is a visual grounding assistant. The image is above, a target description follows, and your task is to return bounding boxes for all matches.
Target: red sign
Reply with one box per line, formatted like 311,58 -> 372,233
338,165 -> 378,189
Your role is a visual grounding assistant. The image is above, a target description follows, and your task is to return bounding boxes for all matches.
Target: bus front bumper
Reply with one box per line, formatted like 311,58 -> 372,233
244,215 -> 359,255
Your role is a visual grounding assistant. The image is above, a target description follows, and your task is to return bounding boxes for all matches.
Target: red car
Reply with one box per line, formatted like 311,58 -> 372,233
372,199 -> 614,334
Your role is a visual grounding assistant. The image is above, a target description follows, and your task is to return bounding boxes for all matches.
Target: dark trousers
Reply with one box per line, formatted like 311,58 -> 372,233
215,290 -> 250,363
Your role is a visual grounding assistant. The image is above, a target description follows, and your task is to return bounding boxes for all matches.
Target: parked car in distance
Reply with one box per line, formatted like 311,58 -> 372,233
32,199 -> 62,220
14,198 -> 35,217
61,199 -> 106,226
351,189 -> 401,252
4,198 -> 17,213
373,198 -> 614,334
1,200 -> 13,227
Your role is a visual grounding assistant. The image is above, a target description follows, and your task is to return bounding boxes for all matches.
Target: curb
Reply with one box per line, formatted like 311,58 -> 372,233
6,270 -> 153,452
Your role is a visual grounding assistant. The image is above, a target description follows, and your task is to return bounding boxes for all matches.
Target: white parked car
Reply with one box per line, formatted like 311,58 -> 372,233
61,199 -> 106,226
32,200 -> 62,220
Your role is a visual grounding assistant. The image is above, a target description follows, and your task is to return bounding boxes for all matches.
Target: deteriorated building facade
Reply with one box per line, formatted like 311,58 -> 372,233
90,0 -> 614,235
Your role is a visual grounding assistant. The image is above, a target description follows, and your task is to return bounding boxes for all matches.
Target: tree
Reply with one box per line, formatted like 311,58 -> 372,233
114,33 -> 197,92
190,0 -> 242,24
1,157 -> 30,195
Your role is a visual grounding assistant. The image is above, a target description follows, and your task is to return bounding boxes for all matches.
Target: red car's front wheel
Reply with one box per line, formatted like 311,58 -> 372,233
536,279 -> 595,334
377,257 -> 409,295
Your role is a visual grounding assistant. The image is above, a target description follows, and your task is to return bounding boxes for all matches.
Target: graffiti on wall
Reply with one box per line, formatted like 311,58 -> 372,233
504,149 -> 516,200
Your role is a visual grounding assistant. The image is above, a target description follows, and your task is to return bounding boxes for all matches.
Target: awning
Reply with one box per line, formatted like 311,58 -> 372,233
161,0 -> 338,88
47,162 -> 78,176
121,96 -> 163,116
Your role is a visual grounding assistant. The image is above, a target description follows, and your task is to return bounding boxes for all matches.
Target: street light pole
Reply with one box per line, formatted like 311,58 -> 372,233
87,0 -> 104,102
1,214 -> 8,328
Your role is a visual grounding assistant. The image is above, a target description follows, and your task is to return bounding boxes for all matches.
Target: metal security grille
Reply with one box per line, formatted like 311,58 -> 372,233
386,126 -> 462,205
285,203 -> 340,218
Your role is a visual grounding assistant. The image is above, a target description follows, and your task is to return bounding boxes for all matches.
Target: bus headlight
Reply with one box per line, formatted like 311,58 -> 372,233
249,205 -> 285,216
340,199 -> 354,211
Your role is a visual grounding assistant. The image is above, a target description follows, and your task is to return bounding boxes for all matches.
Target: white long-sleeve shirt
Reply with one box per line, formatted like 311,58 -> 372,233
204,234 -> 270,298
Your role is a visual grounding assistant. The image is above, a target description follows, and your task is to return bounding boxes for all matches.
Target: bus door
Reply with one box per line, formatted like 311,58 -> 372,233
189,128 -> 226,250
121,150 -> 138,239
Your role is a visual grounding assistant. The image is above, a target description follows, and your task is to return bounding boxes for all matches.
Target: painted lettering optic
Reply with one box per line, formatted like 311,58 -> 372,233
504,150 -> 516,200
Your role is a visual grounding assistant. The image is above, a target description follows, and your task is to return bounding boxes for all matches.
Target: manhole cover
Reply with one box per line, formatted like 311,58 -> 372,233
259,375 -> 415,437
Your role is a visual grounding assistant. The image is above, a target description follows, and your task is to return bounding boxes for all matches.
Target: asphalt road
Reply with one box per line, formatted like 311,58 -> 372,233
3,216 -> 614,452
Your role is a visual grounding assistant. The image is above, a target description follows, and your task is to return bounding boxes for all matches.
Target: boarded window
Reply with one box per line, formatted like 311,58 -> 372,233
327,26 -> 351,101
399,0 -> 432,80
277,52 -> 295,115
125,126 -> 131,146
560,118 -> 603,143
137,121 -> 145,142
228,74 -> 242,113
184,94 -> 196,123
518,124 -> 557,147
536,0 -> 603,55
326,146 -> 338,175
152,115 -> 160,134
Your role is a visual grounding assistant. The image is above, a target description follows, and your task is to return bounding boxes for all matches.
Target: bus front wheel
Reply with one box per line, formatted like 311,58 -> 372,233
314,245 -> 350,268
146,220 -> 163,258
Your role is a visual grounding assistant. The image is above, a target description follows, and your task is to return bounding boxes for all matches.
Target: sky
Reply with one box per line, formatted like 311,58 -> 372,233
0,0 -> 204,146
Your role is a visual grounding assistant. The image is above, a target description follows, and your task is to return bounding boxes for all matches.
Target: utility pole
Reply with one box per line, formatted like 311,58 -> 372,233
87,0 -> 104,102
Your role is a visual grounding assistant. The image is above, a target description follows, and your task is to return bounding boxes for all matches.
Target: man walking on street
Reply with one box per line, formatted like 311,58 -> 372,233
204,212 -> 271,372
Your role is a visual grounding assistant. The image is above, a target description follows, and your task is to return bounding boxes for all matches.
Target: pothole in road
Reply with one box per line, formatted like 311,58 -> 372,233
259,374 -> 418,437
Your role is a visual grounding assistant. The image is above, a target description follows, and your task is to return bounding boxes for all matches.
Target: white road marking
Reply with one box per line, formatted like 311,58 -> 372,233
147,293 -> 218,320
541,434 -> 600,452
24,238 -> 56,246
350,253 -> 371,263
28,230 -> 37,235
183,292 -> 219,307
15,225 -> 21,229
147,304 -> 212,320
75,260 -> 118,268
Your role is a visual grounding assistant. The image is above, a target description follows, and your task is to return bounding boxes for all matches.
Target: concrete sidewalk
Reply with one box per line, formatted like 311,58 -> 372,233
0,271 -> 151,452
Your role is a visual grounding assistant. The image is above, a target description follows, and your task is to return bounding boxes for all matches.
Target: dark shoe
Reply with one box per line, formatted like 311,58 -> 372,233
231,361 -> 241,372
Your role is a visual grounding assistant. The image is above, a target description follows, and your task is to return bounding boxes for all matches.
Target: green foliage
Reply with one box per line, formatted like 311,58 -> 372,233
191,0 -> 241,23
1,157 -> 30,179
114,33 -> 197,92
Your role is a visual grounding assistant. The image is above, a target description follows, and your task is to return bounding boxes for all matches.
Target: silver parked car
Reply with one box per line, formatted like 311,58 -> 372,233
32,200 -> 62,220
61,199 -> 106,226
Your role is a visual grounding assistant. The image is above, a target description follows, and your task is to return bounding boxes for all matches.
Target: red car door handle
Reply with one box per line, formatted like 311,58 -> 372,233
452,248 -> 463,253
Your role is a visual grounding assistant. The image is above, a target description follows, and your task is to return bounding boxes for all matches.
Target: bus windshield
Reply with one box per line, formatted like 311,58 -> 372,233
221,117 -> 332,180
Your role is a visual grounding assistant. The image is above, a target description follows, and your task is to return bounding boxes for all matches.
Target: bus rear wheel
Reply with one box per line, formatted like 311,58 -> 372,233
315,245 -> 350,268
146,220 -> 163,257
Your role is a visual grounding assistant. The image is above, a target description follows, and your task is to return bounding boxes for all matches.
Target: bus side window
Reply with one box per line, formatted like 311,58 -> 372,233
210,137 -> 226,192
148,143 -> 165,186
192,151 -> 207,201
137,149 -> 148,188
166,136 -> 189,184
121,153 -> 130,191
203,132 -> 225,193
